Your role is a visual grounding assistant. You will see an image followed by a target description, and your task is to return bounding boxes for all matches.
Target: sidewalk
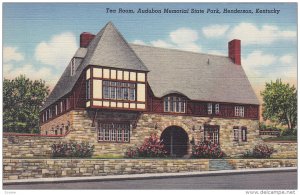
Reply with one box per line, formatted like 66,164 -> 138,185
3,167 -> 297,185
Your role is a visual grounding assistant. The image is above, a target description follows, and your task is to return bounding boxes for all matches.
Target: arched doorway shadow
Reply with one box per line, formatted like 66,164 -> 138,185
160,126 -> 189,157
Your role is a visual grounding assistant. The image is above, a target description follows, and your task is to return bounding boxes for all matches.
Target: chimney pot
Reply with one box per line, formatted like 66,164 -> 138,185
228,39 -> 241,65
80,32 -> 95,48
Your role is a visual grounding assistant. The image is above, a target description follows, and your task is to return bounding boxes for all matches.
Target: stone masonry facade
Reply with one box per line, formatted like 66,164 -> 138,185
39,109 -> 263,157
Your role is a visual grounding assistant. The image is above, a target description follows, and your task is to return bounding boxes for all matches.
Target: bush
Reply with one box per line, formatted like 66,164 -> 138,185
125,133 -> 168,158
281,128 -> 297,136
191,141 -> 225,159
51,142 -> 94,158
242,144 -> 275,159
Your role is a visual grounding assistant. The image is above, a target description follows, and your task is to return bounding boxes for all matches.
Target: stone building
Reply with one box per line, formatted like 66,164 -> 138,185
40,22 -> 260,157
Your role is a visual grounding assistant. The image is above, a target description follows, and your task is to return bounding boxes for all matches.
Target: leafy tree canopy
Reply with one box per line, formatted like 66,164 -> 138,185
3,75 -> 49,133
261,79 -> 297,130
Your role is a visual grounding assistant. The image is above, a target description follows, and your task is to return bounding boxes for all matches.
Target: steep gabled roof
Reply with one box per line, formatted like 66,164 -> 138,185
130,44 -> 260,105
41,22 -> 148,110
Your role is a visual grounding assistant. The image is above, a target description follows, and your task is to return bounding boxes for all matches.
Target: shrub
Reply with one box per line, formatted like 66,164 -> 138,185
191,141 -> 225,159
51,142 -> 95,158
242,144 -> 275,159
252,144 -> 275,158
125,133 -> 168,158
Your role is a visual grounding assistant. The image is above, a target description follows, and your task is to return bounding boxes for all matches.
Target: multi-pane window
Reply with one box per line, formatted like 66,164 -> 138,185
204,125 -> 219,144
235,106 -> 244,117
241,127 -> 247,142
86,80 -> 90,100
215,104 -> 220,115
103,81 -> 136,101
164,96 -> 186,113
233,126 -> 239,142
207,103 -> 213,115
66,98 -> 70,110
98,122 -> 130,143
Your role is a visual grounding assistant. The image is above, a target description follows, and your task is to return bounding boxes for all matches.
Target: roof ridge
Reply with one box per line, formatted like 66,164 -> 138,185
130,43 -> 228,59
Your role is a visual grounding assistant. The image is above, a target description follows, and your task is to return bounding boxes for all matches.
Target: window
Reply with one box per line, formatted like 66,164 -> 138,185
42,113 -> 45,122
55,130 -> 58,135
66,98 -> 70,110
48,109 -> 52,119
241,127 -> 247,142
233,126 -> 239,142
164,96 -> 186,113
103,81 -> 136,101
98,122 -> 130,143
60,128 -> 63,135
204,125 -> 219,144
86,80 -> 90,100
55,105 -> 58,115
208,103 -> 213,115
215,104 -> 220,114
45,111 -> 48,121
60,101 -> 63,113
235,106 -> 244,117
70,58 -> 76,76
45,131 -> 48,135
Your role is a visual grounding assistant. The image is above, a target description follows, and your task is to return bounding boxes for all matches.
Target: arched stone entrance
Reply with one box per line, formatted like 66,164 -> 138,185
160,126 -> 189,157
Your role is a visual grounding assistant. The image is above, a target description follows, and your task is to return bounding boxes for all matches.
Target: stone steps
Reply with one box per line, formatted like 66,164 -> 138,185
209,159 -> 234,171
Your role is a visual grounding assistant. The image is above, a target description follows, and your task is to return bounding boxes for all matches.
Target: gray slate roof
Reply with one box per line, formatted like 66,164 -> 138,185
41,22 -> 259,111
130,44 -> 259,105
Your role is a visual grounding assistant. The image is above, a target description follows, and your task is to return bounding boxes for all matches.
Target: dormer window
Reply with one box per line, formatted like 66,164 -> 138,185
70,58 -> 76,76
164,96 -> 186,113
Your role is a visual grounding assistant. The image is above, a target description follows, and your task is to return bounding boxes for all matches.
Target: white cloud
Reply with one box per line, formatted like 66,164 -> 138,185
3,47 -> 25,63
243,50 -> 276,68
202,25 -> 229,38
150,39 -> 175,49
279,54 -> 294,64
170,28 -> 198,44
3,63 -> 59,88
132,39 -> 147,45
228,23 -> 296,45
147,28 -> 201,52
35,32 -> 77,68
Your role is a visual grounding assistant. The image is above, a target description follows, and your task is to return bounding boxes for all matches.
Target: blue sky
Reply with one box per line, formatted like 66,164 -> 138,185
3,3 -> 297,100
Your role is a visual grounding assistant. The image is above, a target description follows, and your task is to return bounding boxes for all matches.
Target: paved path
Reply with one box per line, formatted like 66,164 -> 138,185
4,170 -> 297,190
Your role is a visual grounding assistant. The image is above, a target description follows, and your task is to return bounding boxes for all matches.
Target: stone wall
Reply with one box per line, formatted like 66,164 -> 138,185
266,142 -> 297,159
227,159 -> 297,169
3,158 -> 297,181
3,159 -> 209,180
5,110 -> 297,158
49,110 -> 262,157
3,134 -> 63,158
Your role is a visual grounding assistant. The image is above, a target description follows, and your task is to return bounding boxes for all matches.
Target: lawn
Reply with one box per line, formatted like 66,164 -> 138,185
263,135 -> 297,142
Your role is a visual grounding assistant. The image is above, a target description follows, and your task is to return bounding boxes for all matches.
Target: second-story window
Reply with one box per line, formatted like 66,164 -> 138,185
207,103 -> 213,115
164,96 -> 186,113
235,106 -> 244,117
103,81 -> 136,101
215,104 -> 220,114
86,80 -> 90,100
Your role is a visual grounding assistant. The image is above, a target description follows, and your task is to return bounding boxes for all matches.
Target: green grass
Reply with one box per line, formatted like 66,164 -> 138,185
263,135 -> 297,142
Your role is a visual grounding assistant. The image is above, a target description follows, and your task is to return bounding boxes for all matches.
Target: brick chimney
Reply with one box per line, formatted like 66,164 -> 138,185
80,32 -> 95,48
228,39 -> 241,65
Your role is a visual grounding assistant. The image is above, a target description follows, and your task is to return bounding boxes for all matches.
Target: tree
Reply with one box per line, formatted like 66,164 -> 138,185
3,75 -> 49,133
261,79 -> 297,130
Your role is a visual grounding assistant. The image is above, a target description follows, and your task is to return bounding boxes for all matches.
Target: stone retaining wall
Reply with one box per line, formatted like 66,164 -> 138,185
266,142 -> 297,159
3,159 -> 297,181
3,159 -> 209,180
3,134 -> 63,158
227,159 -> 297,169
